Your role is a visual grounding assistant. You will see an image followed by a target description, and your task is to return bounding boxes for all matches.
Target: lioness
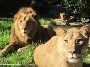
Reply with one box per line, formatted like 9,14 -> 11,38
0,7 -> 55,56
34,25 -> 90,67
60,12 -> 75,22
54,12 -> 75,26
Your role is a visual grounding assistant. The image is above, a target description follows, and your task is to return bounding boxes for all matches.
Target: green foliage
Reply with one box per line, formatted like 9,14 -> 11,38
62,0 -> 90,20
0,18 -> 14,48
39,18 -> 55,25
83,47 -> 90,64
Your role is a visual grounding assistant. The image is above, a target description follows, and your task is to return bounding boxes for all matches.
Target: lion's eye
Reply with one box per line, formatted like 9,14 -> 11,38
64,40 -> 68,44
27,20 -> 31,24
20,20 -> 22,24
77,39 -> 83,45
34,16 -> 37,19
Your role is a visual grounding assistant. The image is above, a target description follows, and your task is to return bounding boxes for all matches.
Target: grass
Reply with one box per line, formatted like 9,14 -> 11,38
0,44 -> 37,67
0,18 -> 90,67
39,18 -> 55,25
83,47 -> 90,64
0,19 -> 13,49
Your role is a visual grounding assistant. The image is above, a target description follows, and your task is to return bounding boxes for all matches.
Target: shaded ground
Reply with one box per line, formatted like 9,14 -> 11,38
83,63 -> 90,67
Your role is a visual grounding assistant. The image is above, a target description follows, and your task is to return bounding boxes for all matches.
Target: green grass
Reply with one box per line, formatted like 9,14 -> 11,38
0,18 -> 90,67
83,47 -> 90,64
0,19 -> 13,48
0,44 -> 37,67
39,18 -> 55,25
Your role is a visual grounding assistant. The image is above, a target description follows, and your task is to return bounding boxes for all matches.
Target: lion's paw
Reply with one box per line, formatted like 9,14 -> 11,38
0,51 -> 5,57
17,48 -> 26,52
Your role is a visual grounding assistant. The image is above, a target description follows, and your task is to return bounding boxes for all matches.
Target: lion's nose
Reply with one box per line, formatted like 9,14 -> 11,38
69,51 -> 76,54
22,28 -> 27,30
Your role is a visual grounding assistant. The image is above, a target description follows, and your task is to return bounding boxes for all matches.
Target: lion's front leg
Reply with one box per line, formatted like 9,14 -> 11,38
0,43 -> 16,56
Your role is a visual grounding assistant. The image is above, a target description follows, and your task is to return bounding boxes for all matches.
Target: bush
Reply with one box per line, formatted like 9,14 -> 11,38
62,0 -> 90,20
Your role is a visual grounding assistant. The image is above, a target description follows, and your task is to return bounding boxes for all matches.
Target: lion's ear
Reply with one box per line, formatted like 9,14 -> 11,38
60,13 -> 61,14
79,25 -> 90,37
56,27 -> 66,36
14,14 -> 19,20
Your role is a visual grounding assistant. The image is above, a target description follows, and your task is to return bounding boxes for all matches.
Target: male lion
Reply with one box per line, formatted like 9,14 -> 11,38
0,7 -> 55,56
34,25 -> 90,67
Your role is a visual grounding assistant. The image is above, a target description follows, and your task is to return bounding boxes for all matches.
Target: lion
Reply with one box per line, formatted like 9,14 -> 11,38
0,7 -> 55,56
60,12 -> 75,22
60,12 -> 75,26
54,13 -> 75,26
34,25 -> 90,67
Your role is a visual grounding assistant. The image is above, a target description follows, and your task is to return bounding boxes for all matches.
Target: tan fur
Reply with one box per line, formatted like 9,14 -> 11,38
34,25 -> 90,67
60,13 -> 74,22
0,7 -> 55,56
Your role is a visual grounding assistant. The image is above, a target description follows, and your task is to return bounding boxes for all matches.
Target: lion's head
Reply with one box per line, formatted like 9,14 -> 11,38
13,7 -> 40,39
60,13 -> 66,21
57,25 -> 90,63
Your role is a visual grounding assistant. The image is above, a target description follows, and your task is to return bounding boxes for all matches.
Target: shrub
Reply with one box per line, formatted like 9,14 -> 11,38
62,0 -> 90,20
